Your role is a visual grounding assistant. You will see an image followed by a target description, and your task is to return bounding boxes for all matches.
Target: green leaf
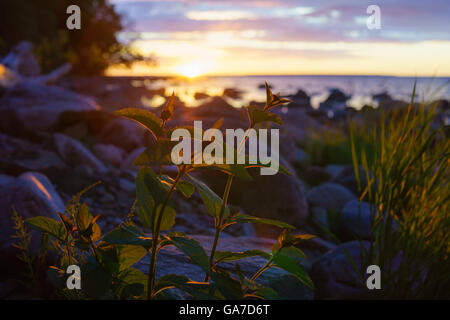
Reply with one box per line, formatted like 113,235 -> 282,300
26,217 -> 66,241
134,139 -> 179,166
76,202 -> 93,232
247,106 -> 283,127
103,224 -> 153,249
160,92 -> 175,122
227,213 -> 295,229
155,204 -> 176,231
214,250 -> 270,263
136,167 -> 168,229
187,174 -> 230,218
81,260 -> 112,298
154,274 -> 212,299
177,180 -> 195,198
115,108 -> 163,138
160,176 -> 195,198
211,268 -> 243,299
166,233 -> 210,272
116,245 -> 148,272
271,250 -> 314,289
115,268 -> 147,299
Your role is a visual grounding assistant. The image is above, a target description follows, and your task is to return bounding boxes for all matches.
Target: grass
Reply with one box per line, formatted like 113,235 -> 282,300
350,84 -> 450,299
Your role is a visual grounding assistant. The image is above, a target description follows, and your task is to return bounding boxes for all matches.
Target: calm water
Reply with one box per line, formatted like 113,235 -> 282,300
134,75 -> 450,110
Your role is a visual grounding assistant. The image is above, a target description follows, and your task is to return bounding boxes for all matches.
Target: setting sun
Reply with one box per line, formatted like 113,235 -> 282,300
173,60 -> 213,78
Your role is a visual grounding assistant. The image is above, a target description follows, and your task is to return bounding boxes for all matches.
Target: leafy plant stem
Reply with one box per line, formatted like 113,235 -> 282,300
250,256 -> 273,282
148,168 -> 184,299
205,174 -> 234,282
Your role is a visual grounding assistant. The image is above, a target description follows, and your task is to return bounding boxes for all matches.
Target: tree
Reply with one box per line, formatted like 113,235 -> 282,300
0,0 -> 149,75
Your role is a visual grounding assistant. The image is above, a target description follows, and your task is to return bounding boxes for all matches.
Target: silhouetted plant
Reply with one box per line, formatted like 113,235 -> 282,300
21,83 -> 315,299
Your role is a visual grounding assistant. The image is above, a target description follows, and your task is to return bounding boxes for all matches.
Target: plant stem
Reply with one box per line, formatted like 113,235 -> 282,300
205,174 -> 234,282
250,257 -> 273,282
147,170 -> 183,299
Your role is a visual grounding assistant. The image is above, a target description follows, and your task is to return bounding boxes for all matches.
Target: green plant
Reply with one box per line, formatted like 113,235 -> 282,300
22,83 -> 315,300
349,84 -> 450,299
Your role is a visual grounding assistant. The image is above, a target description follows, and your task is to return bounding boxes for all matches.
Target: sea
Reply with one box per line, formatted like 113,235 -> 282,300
132,75 -> 450,110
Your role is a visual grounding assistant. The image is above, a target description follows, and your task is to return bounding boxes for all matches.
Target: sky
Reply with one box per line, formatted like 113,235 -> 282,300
107,0 -> 450,77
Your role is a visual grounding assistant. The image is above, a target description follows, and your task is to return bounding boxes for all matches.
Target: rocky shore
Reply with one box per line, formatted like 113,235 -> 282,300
0,47 -> 448,299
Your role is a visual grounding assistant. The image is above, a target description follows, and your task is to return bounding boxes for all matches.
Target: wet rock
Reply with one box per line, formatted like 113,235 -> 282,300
92,143 -> 126,167
194,92 -> 210,100
324,164 -> 346,179
307,182 -> 356,213
319,89 -> 349,112
288,89 -> 311,108
0,83 -> 100,131
222,88 -> 243,99
311,241 -> 371,299
54,133 -> 107,174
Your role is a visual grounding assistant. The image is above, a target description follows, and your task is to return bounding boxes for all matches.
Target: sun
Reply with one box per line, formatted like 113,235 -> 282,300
173,60 -> 212,78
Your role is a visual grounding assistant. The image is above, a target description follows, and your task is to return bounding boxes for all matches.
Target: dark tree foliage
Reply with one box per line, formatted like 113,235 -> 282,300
0,0 -> 129,75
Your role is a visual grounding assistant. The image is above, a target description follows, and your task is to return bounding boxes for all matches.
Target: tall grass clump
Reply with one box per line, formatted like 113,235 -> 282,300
350,84 -> 450,299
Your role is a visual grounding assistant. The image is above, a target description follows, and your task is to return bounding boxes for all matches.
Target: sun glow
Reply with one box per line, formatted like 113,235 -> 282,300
173,60 -> 213,78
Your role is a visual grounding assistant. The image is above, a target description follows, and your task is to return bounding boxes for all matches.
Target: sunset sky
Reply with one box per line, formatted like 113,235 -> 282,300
108,0 -> 450,77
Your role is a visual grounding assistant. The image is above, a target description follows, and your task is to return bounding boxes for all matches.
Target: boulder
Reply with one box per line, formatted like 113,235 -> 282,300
0,82 -> 100,131
54,133 -> 107,174
1,41 -> 41,77
311,241 -> 371,299
121,146 -> 146,170
307,182 -> 356,213
92,143 -> 126,167
339,200 -> 373,240
0,133 -> 66,176
0,172 -> 64,255
332,165 -> 370,194
100,117 -> 153,152
0,174 -> 14,187
193,163 -> 309,227
303,166 -> 332,186
134,235 -> 314,299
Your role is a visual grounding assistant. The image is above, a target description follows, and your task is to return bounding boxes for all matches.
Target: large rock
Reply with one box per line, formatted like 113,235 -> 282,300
307,182 -> 356,213
339,200 -> 373,240
54,133 -> 107,174
92,143 -> 126,167
135,235 -> 314,299
0,133 -> 66,176
311,241 -> 371,299
193,163 -> 309,227
100,117 -> 154,152
0,172 -> 64,255
1,41 -> 41,77
0,82 -> 100,131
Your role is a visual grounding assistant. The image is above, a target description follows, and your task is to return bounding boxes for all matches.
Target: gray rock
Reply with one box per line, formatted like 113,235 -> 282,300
325,164 -> 347,179
310,207 -> 329,230
1,41 -> 41,77
292,148 -> 310,168
311,241 -> 371,299
0,83 -> 100,131
340,200 -> 373,240
307,182 -> 356,213
92,143 -> 126,167
100,118 -> 153,152
303,166 -> 332,186
0,172 -> 64,254
121,146 -> 146,170
54,133 -> 107,174
135,235 -> 314,299
0,174 -> 14,187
